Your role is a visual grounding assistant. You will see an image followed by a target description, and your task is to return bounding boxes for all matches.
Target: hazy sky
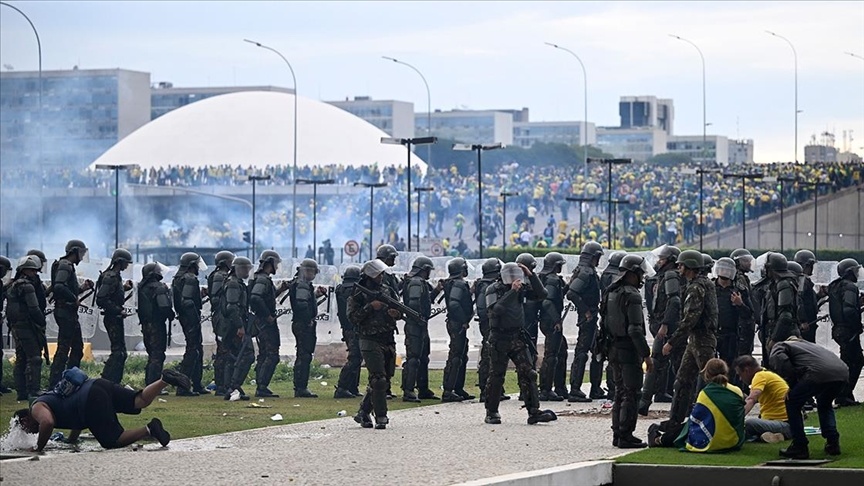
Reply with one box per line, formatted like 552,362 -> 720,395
2,1 -> 863,163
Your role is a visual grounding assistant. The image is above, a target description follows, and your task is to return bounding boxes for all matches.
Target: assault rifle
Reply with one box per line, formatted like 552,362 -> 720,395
355,283 -> 426,324
430,307 -> 447,319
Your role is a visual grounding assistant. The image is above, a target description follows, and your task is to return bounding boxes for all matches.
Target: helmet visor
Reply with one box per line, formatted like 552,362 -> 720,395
640,258 -> 656,278
79,248 -> 90,263
714,262 -> 736,280
197,259 -> 208,273
501,263 -> 523,285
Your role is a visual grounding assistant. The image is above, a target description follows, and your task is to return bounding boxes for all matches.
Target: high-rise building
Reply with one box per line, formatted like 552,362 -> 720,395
619,96 -> 674,135
326,96 -> 414,139
416,109 -> 513,145
151,83 -> 294,120
0,68 -> 151,170
513,121 -> 596,148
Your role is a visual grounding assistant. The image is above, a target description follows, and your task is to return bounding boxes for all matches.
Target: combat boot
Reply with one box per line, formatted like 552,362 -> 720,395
456,389 -> 476,400
589,387 -> 608,400
637,401 -> 650,416
417,389 -> 439,400
779,442 -> 810,460
527,409 -> 558,425
500,393 -> 511,401
176,389 -> 200,397
374,416 -> 389,430
402,391 -> 421,403
617,434 -> 648,449
256,388 -> 280,398
354,409 -> 373,429
654,393 -> 673,403
568,389 -> 591,403
484,412 -> 502,424
538,390 -> 564,402
334,387 -> 355,399
825,440 -> 841,456
294,388 -> 318,398
441,391 -> 464,403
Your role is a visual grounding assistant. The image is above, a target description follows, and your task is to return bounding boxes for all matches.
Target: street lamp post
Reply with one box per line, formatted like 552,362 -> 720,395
763,176 -> 799,251
722,172 -> 764,248
500,191 -> 520,259
382,56 -> 433,167
244,39 -> 299,257
565,196 -> 597,249
545,42 -> 589,182
670,35 -> 708,166
681,167 -> 721,251
453,143 -> 504,258
415,187 -> 435,251
797,181 -> 832,256
610,199 -> 630,248
95,164 -> 137,250
297,179 -> 335,263
587,157 -> 631,248
381,136 -> 437,252
766,31 -> 799,164
355,182 -> 388,261
246,175 -> 271,259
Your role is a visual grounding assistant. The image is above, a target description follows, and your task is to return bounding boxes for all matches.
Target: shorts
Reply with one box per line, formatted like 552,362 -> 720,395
85,378 -> 141,449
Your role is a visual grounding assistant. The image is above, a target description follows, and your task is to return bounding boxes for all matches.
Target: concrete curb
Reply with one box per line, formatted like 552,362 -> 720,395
455,460 -> 613,486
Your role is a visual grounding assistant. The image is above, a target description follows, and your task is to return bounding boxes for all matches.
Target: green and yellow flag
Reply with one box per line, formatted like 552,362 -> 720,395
675,382 -> 746,453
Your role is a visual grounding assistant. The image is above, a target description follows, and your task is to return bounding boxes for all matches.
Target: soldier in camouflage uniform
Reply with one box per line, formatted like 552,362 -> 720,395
400,256 -> 440,402
350,260 -> 401,430
662,250 -> 719,425
250,250 -> 285,398
172,251 -> 208,395
794,250 -> 819,343
731,249 -> 757,356
208,251 -> 235,396
567,241 -> 606,402
0,255 -> 11,395
476,258 -> 508,402
483,262 -> 557,425
7,256 -> 47,399
762,252 -> 801,355
600,255 -> 654,448
289,259 -> 327,398
97,248 -> 133,385
538,252 -> 568,402
442,257 -> 475,402
334,266 -> 364,399
48,240 -> 94,387
223,257 -> 254,401
137,262 -> 175,386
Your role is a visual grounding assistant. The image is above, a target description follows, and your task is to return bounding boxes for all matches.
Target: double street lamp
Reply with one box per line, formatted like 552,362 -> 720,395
453,142 -> 504,258
238,174 -> 271,259
500,191 -> 520,257
766,31 -> 800,163
587,157 -> 631,248
763,175 -> 798,252
722,172 -> 764,248
545,42 -> 589,181
354,182 -> 388,260
681,167 -> 721,251
382,56 -> 433,167
95,164 -> 137,251
414,187 -> 435,251
381,136 -> 437,252
297,178 -> 335,262
565,196 -> 596,249
797,180 -> 832,256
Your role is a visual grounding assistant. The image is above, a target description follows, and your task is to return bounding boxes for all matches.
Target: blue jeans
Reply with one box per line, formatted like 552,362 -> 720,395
785,380 -> 844,446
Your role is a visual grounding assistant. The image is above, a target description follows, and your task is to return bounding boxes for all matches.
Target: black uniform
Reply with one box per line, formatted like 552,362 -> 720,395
208,267 -> 231,394
7,274 -> 47,397
401,275 -> 433,396
335,279 -> 363,395
538,271 -> 568,396
49,258 -> 85,386
640,263 -> 684,409
137,274 -> 175,385
289,278 -> 319,393
97,268 -> 128,384
484,273 -> 548,417
172,271 -> 205,391
443,277 -> 474,395
764,275 -> 801,354
751,275 -> 771,364
599,265 -> 621,398
567,255 -> 604,398
827,276 -> 863,403
474,276 -> 496,397
735,268 -> 757,356
798,276 -> 819,343
223,273 -> 253,392
715,279 -> 752,383
249,270 -> 279,394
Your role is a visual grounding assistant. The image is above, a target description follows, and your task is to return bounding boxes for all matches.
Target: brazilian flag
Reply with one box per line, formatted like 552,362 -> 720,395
674,382 -> 746,453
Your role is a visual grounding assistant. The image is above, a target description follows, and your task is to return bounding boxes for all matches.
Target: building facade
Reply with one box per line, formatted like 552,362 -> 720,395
152,83 -> 294,120
0,68 -> 151,171
619,96 -> 674,135
728,139 -> 755,164
327,96 -> 414,139
596,127 -> 667,163
512,121 -> 597,148
416,109 -> 513,145
666,135 -> 730,165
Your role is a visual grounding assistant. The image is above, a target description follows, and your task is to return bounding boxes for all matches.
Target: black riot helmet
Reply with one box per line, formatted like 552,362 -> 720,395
259,250 -> 281,272
837,258 -> 863,280
765,252 -> 789,274
787,261 -> 804,278
793,250 -> 817,270
26,249 -> 47,264
540,252 -> 565,274
180,252 -> 201,269
447,257 -> 468,278
481,258 -> 502,278
298,258 -> 319,281
0,255 -> 12,277
515,253 -> 536,270
409,256 -> 434,277
233,256 -> 253,280
702,253 -> 714,274
141,262 -> 162,280
65,239 -> 88,258
214,251 -> 236,269
618,254 -> 655,286
343,265 -> 362,282
111,248 -> 133,268
580,241 -> 604,258
607,251 -> 626,269
376,244 -> 398,265
730,248 -> 753,271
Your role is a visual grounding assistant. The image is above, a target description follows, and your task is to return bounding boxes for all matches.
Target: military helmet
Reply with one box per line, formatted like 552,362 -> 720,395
26,249 -> 47,263
540,252 -> 565,274
652,244 -> 681,261
300,258 -> 319,271
0,255 -> 11,274
787,261 -> 804,277
837,258 -> 862,279
376,244 -> 398,262
411,256 -> 434,273
447,257 -> 468,277
515,253 -> 536,270
141,262 -> 161,279
362,259 -> 388,278
581,241 -> 604,257
111,248 -> 133,266
481,258 -> 502,277
714,257 -> 737,280
676,250 -> 704,270
607,251 -> 626,268
765,252 -> 789,273
702,253 -> 714,270
619,254 -> 651,275
730,248 -> 753,262
343,265 -> 362,281
214,251 -> 236,269
233,256 -> 253,268
64,239 -> 88,257
17,255 -> 42,272
793,250 -> 817,267
180,252 -> 202,268
259,250 -> 281,269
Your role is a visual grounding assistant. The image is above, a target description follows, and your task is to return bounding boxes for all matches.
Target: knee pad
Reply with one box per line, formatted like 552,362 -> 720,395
525,369 -> 538,382
119,350 -> 128,360
370,375 -> 389,391
405,357 -> 420,369
27,356 -> 43,368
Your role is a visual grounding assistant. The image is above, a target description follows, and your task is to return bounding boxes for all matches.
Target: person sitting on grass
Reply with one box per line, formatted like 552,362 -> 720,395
14,368 -> 192,452
733,355 -> 791,443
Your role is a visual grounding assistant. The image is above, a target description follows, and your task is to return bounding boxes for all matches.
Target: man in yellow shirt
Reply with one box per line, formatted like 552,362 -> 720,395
733,355 -> 791,443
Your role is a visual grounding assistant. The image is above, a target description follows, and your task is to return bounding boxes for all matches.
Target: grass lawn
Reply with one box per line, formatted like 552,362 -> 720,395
0,359 -> 525,441
618,405 -> 864,469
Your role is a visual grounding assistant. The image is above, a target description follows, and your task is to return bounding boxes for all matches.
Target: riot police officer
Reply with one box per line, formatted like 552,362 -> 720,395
639,244 -> 683,415
250,250 -> 283,398
567,241 -> 605,402
662,250 -> 718,426
713,257 -> 752,384
599,251 -> 626,400
476,258 -> 507,402
208,250 -> 235,396
0,255 -> 12,395
172,251 -> 207,395
731,248 -> 757,356
7,256 -> 47,399
401,256 -> 438,402
794,250 -> 819,343
600,254 -> 654,448
137,262 -> 175,386
350,259 -> 401,430
483,262 -> 556,425
517,253 -> 541,360
442,257 -> 475,402
335,266 -> 364,399
377,244 -> 401,296
48,240 -> 94,387
290,258 -> 327,398
223,257 -> 254,401
97,248 -> 133,385
25,250 -> 48,313
763,252 -> 801,354
827,258 -> 863,407
538,252 -> 568,402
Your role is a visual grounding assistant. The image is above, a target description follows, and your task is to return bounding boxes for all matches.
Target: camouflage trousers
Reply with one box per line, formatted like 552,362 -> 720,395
669,334 -> 716,424
484,328 -> 540,416
358,337 -> 396,419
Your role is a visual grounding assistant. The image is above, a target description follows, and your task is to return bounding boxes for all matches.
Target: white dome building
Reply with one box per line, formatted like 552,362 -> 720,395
90,91 -> 426,171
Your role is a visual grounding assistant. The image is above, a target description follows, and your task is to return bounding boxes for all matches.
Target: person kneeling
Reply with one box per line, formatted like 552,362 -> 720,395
733,355 -> 792,443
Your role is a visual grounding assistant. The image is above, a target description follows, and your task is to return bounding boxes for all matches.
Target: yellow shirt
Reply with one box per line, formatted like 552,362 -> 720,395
752,370 -> 789,421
